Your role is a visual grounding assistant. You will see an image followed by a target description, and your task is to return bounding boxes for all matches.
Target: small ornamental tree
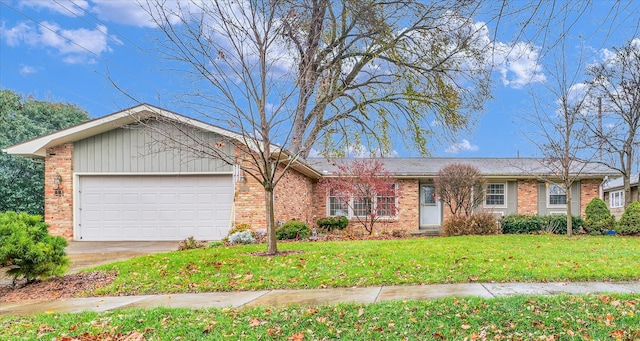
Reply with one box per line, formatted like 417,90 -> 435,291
616,201 -> 640,235
584,197 -> 615,234
434,163 -> 486,217
320,160 -> 397,235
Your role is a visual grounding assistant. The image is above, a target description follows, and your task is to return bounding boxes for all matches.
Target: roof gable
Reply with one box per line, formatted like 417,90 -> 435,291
1,104 -> 245,158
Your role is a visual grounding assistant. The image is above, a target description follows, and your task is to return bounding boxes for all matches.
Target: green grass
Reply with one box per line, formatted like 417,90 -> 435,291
89,235 -> 640,296
2,294 -> 639,340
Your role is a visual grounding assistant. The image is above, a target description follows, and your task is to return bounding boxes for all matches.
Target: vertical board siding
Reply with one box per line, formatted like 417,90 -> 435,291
507,181 -> 517,215
74,121 -> 234,173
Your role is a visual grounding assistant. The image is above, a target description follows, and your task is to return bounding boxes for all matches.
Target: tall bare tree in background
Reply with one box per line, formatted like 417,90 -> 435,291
583,39 -> 640,209
123,0 -> 635,253
134,0 -> 503,254
521,38 -> 595,237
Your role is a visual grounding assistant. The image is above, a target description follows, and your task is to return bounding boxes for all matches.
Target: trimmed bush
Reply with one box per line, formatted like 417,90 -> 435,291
546,215 -> 584,235
443,213 -> 499,236
584,198 -> 615,234
501,214 -> 584,235
228,223 -> 253,237
616,201 -> 640,235
501,215 -> 545,234
276,221 -> 311,240
0,211 -> 69,285
316,216 -> 349,231
228,230 -> 256,245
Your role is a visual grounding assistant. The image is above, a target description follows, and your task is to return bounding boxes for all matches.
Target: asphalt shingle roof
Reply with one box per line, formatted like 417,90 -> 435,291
603,173 -> 640,190
305,157 -> 617,178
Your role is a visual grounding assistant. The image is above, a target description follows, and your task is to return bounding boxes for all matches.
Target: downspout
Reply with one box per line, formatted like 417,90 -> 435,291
599,176 -> 609,200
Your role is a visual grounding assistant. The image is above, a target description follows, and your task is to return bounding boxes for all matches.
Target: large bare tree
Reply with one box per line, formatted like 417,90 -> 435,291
583,39 -> 640,208
521,39 -> 595,237
132,0 -> 502,254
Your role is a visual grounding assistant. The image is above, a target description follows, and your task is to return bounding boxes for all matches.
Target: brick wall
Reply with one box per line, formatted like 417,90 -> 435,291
517,179 -> 538,215
580,178 -> 601,217
274,167 -> 316,225
44,143 -> 74,239
395,179 -> 419,232
314,178 -> 420,234
234,161 -> 316,230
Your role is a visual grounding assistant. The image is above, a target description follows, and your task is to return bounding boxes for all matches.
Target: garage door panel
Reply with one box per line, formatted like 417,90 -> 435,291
78,175 -> 232,241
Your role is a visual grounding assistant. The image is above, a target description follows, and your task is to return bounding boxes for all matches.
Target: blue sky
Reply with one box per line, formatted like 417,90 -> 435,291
1,0 -> 639,159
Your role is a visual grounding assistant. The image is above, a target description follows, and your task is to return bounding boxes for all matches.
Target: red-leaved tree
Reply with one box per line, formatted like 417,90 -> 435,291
320,160 -> 397,235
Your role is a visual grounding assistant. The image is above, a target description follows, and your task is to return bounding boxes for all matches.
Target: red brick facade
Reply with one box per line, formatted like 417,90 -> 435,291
44,143 -> 74,239
41,141 -> 606,239
234,164 -> 317,230
580,178 -> 601,217
517,179 -> 538,215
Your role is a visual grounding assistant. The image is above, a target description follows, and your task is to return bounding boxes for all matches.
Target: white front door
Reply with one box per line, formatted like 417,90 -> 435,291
419,184 -> 441,226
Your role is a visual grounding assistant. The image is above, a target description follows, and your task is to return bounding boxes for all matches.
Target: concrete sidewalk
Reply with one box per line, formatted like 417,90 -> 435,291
3,281 -> 640,316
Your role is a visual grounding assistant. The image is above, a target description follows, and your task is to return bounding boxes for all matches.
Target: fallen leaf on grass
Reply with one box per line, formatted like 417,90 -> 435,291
288,332 -> 305,341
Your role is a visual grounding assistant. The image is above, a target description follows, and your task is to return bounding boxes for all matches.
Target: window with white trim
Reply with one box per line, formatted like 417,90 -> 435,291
376,184 -> 397,217
352,196 -> 372,217
328,189 -> 348,216
548,183 -> 566,206
610,190 -> 623,208
485,183 -> 506,207
327,184 -> 397,218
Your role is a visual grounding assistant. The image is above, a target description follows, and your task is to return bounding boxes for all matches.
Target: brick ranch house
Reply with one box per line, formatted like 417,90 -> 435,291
3,104 -> 617,241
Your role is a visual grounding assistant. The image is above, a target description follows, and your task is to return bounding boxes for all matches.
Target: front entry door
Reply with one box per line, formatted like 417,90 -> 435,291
420,184 -> 441,226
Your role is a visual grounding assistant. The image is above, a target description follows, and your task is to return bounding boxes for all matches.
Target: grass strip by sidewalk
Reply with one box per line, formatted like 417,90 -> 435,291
2,294 -> 639,340
88,235 -> 640,296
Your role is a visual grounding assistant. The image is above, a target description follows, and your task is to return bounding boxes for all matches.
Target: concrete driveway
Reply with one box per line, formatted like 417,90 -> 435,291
65,241 -> 179,273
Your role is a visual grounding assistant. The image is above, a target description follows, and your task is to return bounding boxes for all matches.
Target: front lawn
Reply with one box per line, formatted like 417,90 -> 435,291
2,294 -> 639,340
90,235 -> 640,296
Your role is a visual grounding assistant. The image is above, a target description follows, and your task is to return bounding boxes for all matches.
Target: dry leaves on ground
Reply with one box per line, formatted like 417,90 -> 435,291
0,271 -> 116,303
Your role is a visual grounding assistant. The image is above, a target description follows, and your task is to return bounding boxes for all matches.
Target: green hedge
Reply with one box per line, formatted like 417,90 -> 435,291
616,201 -> 640,235
0,211 -> 69,285
276,221 -> 311,240
584,198 -> 615,234
316,216 -> 349,231
501,214 -> 584,235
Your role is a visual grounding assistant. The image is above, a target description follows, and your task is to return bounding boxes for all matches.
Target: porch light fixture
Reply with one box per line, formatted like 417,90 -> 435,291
54,173 -> 63,196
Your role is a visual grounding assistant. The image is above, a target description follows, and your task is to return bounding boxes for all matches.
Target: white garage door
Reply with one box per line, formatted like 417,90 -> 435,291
77,175 -> 233,241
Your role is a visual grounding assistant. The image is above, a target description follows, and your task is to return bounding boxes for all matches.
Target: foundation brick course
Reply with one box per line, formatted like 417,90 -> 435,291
44,143 -> 74,239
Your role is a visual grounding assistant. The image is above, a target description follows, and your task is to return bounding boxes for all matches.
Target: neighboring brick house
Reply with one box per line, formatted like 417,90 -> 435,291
603,174 -> 640,219
3,104 -> 616,241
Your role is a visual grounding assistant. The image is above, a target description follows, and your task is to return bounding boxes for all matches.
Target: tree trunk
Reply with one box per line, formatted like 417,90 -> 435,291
566,188 -> 573,237
265,185 -> 278,255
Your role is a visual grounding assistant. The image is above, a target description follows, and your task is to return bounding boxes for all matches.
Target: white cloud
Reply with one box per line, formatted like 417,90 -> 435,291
0,22 -> 38,46
91,0 -> 158,28
0,21 -> 120,64
20,0 -> 89,17
19,65 -> 38,75
445,139 -> 479,154
492,42 -> 546,88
